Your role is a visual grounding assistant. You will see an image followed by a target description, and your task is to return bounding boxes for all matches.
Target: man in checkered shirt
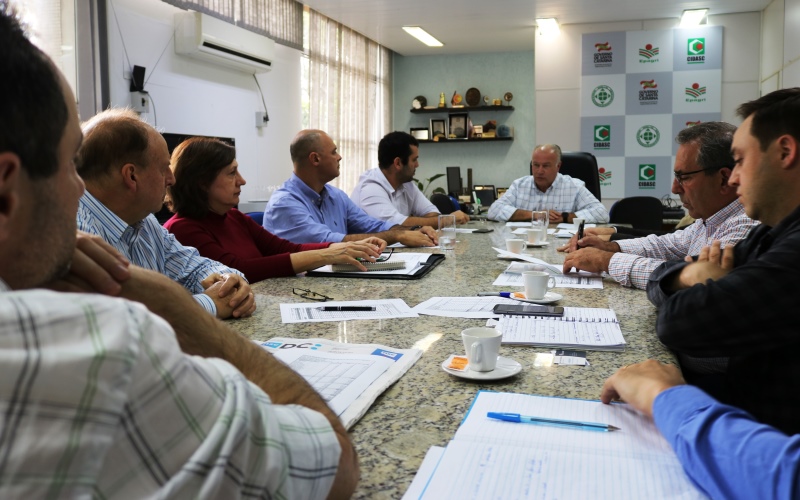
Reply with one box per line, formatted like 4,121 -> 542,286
561,122 -> 758,290
487,143 -> 609,223
0,5 -> 358,497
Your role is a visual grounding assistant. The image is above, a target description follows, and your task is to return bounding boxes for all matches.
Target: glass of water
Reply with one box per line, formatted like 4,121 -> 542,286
531,211 -> 549,243
438,214 -> 457,250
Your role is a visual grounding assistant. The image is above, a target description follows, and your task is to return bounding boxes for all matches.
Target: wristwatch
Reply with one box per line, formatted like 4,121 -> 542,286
562,212 -> 569,223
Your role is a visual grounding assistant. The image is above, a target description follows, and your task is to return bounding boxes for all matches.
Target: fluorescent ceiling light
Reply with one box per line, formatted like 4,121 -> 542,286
680,9 -> 708,27
535,18 -> 560,36
402,26 -> 443,47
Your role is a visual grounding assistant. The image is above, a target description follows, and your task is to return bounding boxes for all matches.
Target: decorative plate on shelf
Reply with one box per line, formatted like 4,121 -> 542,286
504,92 -> 514,104
412,95 -> 427,109
465,87 -> 481,106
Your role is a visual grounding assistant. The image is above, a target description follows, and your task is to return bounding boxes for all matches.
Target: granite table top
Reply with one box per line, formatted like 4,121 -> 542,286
229,221 -> 675,499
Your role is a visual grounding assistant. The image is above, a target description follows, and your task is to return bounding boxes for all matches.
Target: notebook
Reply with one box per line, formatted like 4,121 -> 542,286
331,260 -> 407,272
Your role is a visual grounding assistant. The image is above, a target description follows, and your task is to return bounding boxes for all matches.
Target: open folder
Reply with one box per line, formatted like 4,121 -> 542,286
307,253 -> 445,280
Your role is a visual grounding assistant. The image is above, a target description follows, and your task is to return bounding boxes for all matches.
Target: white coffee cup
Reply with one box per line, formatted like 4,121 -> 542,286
506,238 -> 525,253
461,327 -> 502,372
526,227 -> 546,245
523,271 -> 556,299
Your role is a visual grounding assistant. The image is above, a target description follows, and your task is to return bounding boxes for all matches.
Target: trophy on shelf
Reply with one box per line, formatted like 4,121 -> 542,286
504,92 -> 514,106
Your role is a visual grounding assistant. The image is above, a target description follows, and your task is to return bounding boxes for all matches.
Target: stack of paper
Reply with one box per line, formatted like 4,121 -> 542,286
406,391 -> 705,499
497,306 -> 626,351
259,337 -> 422,429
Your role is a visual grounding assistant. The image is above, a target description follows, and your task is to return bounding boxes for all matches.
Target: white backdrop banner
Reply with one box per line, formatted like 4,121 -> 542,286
581,26 -> 723,198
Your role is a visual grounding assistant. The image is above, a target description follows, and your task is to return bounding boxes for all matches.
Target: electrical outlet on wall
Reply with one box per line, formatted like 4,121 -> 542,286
255,111 -> 269,128
131,91 -> 151,114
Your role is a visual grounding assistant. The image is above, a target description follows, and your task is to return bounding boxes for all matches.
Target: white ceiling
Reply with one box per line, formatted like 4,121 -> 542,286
302,0 -> 770,56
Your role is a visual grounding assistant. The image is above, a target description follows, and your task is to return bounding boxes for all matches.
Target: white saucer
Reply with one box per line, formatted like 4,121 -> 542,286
441,356 -> 522,380
517,291 -> 563,304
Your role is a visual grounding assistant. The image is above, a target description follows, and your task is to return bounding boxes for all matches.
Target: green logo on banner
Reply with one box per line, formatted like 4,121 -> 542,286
687,38 -> 706,64
636,125 -> 660,148
638,164 -> 656,189
593,125 -> 611,149
591,85 -> 614,107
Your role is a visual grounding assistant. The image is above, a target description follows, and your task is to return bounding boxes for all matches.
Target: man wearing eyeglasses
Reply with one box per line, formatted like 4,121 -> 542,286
486,144 -> 609,223
561,122 -> 758,290
645,88 -> 800,436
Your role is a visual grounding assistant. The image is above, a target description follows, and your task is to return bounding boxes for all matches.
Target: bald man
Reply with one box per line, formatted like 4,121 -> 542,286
264,129 -> 438,247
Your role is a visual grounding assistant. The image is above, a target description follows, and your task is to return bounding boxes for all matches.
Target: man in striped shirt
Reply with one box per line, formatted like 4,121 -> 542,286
562,122 -> 758,290
75,109 -> 256,319
0,5 -> 358,497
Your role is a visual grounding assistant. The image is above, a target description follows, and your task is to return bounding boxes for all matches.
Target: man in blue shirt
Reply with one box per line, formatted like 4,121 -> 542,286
601,360 -> 799,499
76,109 -> 255,319
264,129 -> 438,246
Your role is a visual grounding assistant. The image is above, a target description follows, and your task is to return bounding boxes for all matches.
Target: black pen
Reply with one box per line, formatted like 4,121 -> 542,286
318,306 -> 376,311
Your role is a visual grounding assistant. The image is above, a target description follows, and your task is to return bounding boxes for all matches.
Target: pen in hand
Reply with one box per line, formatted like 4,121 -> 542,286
576,220 -> 585,247
318,306 -> 376,312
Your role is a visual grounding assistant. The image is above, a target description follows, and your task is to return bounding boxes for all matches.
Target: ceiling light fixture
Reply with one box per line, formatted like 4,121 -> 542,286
680,9 -> 708,27
402,26 -> 443,47
535,18 -> 560,36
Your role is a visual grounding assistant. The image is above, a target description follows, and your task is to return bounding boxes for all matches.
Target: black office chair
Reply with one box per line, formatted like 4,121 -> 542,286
609,196 -> 664,230
430,193 -> 459,214
544,151 -> 602,201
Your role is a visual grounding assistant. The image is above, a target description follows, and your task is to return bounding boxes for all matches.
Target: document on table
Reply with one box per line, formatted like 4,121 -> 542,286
511,227 -> 557,235
259,337 -> 422,429
493,262 -> 604,288
280,298 -> 417,323
492,247 -> 563,274
411,391 -> 706,499
497,307 -> 626,351
311,252 -> 434,274
412,296 -> 523,318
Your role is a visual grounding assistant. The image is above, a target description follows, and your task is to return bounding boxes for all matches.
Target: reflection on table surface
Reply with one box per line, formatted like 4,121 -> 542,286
231,221 -> 674,499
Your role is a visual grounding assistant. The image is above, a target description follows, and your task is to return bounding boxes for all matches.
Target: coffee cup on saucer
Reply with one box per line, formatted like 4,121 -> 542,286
461,327 -> 502,372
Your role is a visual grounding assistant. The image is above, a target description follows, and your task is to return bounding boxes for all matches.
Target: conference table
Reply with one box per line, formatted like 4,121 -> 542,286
232,221 -> 676,499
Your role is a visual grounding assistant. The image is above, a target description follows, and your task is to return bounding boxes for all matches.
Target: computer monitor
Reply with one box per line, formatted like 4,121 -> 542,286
446,166 -> 462,198
473,185 -> 496,206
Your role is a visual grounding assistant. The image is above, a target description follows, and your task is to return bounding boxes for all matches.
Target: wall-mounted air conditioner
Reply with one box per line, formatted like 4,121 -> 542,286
174,11 -> 274,74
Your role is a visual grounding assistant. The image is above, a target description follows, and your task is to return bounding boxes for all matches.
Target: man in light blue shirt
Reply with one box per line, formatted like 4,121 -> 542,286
76,109 -> 255,319
601,360 -> 800,499
488,144 -> 609,223
264,129 -> 438,246
350,131 -> 470,228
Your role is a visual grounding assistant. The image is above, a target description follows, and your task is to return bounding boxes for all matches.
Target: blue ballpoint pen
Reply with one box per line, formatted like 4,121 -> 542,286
487,412 -> 620,432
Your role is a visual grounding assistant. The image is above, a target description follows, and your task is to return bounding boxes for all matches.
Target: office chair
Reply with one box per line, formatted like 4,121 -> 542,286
245,211 -> 264,226
609,196 -> 663,230
430,193 -> 460,214
533,151 -> 602,201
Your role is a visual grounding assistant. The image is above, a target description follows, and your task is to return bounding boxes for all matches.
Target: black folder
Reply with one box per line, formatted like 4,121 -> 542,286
306,253 -> 445,280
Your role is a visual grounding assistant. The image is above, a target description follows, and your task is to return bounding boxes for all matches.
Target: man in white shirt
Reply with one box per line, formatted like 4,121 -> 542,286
0,6 -> 357,498
487,144 -> 609,223
351,131 -> 470,227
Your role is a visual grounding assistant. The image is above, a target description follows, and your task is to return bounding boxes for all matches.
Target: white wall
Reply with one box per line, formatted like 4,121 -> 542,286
105,0 -> 302,210
534,13 -> 761,207
761,0 -> 800,89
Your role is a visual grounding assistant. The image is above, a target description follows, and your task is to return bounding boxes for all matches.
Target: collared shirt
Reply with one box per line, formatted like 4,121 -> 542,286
654,385 -> 800,499
264,173 -> 394,243
609,199 -> 757,289
487,173 -> 609,222
77,192 -> 243,315
647,204 -> 800,435
350,168 -> 439,226
0,281 -> 340,498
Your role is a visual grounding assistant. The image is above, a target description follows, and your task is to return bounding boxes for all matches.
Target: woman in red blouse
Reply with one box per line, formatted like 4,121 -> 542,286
164,137 -> 383,283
